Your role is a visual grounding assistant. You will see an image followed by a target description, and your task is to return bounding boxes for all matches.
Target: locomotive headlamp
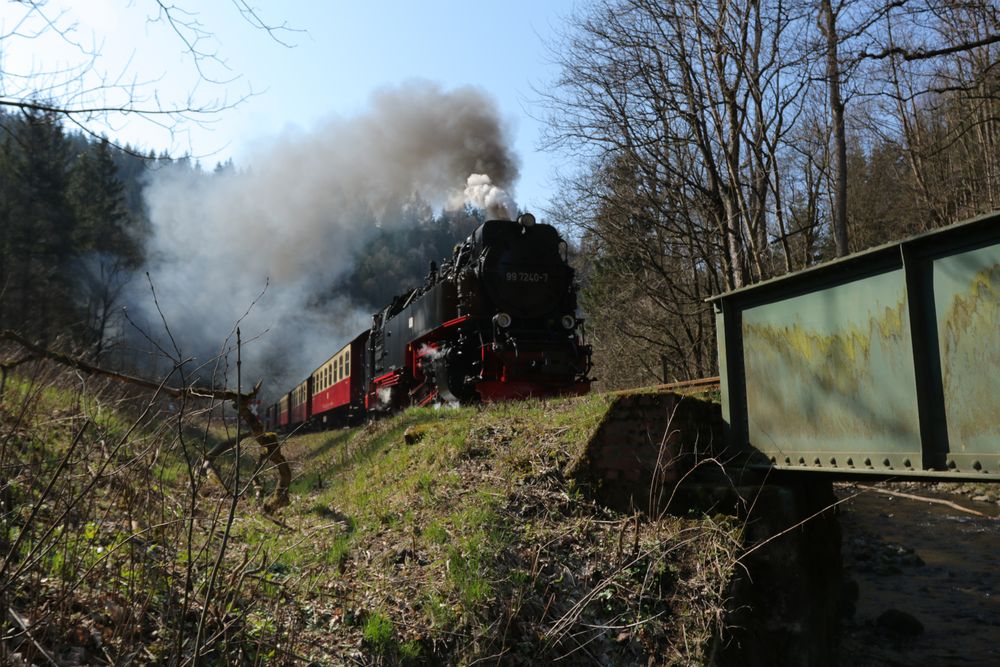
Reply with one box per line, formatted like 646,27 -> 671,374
518,213 -> 536,228
494,312 -> 513,328
561,315 -> 576,330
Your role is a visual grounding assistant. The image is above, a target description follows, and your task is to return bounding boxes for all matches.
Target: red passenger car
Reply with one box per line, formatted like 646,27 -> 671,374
277,394 -> 290,428
310,331 -> 368,425
288,379 -> 311,427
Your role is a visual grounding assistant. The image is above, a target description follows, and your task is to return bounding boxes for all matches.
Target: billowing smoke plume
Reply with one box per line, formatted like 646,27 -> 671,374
132,80 -> 519,392
453,173 -> 517,219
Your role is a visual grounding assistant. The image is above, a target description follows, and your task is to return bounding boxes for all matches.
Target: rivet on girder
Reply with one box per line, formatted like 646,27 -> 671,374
829,457 -> 837,466
973,460 -> 983,471
864,458 -> 872,467
883,458 -> 891,467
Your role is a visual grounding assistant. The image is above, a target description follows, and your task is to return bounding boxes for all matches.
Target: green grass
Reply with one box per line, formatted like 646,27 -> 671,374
322,533 -> 353,572
264,395 -> 622,640
4,362 -> 738,664
362,610 -> 395,650
423,520 -> 449,544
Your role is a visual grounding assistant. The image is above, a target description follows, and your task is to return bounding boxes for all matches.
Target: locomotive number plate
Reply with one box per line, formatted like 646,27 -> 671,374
506,271 -> 548,283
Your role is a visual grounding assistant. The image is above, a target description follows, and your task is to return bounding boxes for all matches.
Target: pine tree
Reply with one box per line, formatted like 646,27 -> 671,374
0,131 -> 13,328
5,110 -> 78,338
69,139 -> 136,259
67,138 -> 140,357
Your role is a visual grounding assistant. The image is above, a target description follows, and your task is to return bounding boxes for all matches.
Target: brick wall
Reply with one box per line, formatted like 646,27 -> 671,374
571,391 -> 723,513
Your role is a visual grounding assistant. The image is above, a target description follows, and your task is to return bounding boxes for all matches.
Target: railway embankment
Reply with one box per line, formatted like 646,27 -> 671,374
2,363 -> 849,664
276,391 -> 743,664
1,365 -> 740,664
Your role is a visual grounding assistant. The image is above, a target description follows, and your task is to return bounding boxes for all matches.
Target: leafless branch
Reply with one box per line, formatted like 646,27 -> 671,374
860,32 -> 1000,61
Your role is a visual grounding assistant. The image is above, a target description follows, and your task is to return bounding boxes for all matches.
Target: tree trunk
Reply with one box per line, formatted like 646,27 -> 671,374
821,0 -> 850,257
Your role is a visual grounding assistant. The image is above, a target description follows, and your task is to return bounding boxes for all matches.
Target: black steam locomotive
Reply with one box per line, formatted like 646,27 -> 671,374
264,213 -> 592,430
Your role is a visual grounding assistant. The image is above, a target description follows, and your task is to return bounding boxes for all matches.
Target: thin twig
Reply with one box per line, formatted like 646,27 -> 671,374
6,607 -> 59,667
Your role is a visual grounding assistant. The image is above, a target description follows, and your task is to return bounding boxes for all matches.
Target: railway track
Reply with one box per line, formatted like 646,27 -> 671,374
655,375 -> 721,393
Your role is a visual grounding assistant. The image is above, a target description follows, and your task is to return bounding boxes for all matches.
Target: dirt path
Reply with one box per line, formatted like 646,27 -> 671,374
837,483 -> 1000,666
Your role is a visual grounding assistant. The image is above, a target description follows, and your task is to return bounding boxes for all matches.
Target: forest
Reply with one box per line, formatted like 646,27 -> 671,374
541,0 -> 1000,388
2,0 -> 999,392
0,110 -> 152,356
0,108 -> 486,376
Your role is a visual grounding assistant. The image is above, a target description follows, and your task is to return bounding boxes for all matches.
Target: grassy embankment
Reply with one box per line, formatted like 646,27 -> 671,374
1,361 -> 739,665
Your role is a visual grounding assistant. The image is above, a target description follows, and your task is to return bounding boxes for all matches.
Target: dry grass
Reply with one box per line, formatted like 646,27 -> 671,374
2,361 -> 740,665
1,358 -> 294,665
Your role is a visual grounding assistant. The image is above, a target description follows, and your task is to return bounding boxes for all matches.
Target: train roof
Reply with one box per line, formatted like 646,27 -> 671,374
314,340 -> 351,371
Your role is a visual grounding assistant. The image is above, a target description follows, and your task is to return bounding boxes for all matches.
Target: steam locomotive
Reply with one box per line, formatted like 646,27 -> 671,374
263,213 -> 592,431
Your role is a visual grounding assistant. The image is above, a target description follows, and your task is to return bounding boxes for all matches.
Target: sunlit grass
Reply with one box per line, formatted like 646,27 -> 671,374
3,360 -> 737,663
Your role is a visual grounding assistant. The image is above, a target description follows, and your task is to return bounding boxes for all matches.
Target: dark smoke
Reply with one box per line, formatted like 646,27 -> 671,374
131,80 -> 519,393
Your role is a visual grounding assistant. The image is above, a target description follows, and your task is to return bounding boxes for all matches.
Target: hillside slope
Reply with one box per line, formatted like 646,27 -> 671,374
1,362 -> 738,665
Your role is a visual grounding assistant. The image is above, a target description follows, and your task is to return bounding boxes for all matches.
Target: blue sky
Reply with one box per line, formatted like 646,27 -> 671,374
3,1 -> 584,213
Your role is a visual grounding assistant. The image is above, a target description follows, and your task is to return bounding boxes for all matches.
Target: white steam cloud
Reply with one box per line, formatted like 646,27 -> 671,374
452,173 -> 516,220
416,343 -> 447,362
131,80 -> 519,392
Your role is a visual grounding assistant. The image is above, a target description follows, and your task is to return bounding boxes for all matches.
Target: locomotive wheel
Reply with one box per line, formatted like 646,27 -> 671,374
431,352 -> 477,405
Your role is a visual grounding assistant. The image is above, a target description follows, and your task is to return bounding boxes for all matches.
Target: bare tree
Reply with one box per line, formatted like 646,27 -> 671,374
0,1 -> 298,147
540,0 -> 809,386
818,0 -> 851,256
78,254 -> 131,359
542,0 -> 1000,388
874,1 -> 1000,223
773,113 -> 832,271
812,0 -> 1000,255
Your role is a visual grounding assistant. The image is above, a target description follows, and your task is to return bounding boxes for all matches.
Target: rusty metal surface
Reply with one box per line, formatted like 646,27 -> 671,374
713,211 -> 1000,480
741,270 -> 921,470
933,243 -> 1000,472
